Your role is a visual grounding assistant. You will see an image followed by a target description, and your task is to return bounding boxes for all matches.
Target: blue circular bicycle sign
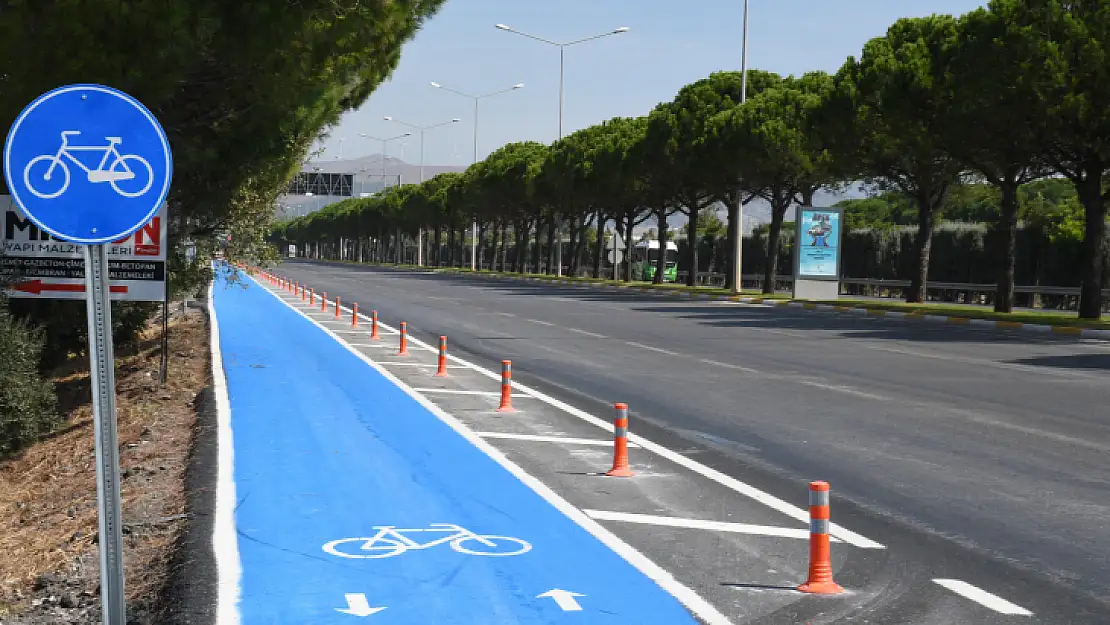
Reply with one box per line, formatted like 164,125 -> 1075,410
4,84 -> 173,244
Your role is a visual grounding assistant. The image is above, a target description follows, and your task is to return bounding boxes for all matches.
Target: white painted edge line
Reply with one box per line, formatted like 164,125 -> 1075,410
584,510 -> 833,542
376,361 -> 451,367
477,432 -> 640,448
271,279 -> 885,551
250,274 -> 735,625
411,388 -> 530,398
208,272 -> 242,625
931,579 -> 1032,616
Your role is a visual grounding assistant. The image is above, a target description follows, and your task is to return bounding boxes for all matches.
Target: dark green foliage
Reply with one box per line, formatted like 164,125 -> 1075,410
0,304 -> 59,457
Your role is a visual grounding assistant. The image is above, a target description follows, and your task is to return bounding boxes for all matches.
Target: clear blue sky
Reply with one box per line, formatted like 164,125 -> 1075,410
316,0 -> 986,166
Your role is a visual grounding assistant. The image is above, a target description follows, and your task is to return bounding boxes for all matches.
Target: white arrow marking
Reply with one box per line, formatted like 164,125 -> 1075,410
537,588 -> 585,611
335,593 -> 386,617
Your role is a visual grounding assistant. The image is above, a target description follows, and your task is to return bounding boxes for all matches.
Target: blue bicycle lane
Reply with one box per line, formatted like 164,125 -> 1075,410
211,270 -> 708,624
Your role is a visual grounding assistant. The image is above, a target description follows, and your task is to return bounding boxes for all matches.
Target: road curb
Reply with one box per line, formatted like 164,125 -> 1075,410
299,260 -> 1110,342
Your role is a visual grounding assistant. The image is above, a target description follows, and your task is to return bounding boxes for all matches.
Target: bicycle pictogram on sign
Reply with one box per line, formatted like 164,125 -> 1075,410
23,131 -> 154,200
322,523 -> 532,559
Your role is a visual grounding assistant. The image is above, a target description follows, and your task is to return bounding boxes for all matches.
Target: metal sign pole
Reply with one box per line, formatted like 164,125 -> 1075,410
84,242 -> 126,625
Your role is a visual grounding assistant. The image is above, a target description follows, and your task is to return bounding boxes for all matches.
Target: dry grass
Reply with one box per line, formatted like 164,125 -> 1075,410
0,305 -> 209,612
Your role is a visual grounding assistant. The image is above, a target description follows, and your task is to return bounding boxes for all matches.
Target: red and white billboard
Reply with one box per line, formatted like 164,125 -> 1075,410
2,195 -> 167,301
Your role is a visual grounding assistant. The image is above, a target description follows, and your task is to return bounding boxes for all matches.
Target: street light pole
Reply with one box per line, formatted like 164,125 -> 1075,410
731,0 -> 750,295
384,115 -> 461,266
430,81 -> 524,271
358,131 -> 410,192
495,23 -> 629,277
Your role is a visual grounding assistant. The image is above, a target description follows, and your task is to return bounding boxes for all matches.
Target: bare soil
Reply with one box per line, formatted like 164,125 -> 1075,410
0,302 -> 210,625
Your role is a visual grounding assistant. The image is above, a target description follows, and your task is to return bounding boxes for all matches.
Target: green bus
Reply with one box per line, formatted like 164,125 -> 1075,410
631,240 -> 679,282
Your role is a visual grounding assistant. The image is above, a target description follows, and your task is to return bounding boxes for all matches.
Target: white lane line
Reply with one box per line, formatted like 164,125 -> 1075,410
279,283 -> 885,550
251,275 -> 734,625
584,510 -> 833,542
698,359 -> 761,374
207,274 -> 243,625
375,362 -> 446,367
348,343 -> 394,349
865,343 -> 1105,382
411,389 -> 530,398
497,312 -> 516,318
795,379 -> 889,401
527,319 -> 556,327
477,432 -> 639,448
567,327 -> 606,338
932,579 -> 1032,616
625,341 -> 680,356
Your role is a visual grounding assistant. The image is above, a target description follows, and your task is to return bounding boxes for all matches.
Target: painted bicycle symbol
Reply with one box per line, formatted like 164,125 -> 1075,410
322,523 -> 532,559
23,131 -> 154,200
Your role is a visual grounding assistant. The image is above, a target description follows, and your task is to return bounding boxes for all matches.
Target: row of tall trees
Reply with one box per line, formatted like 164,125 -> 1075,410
0,1 -> 447,455
275,0 -> 1110,319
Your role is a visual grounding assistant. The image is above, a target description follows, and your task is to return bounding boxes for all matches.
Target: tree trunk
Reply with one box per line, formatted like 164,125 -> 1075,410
594,214 -> 606,279
394,228 -> 402,264
907,198 -> 937,303
653,207 -> 669,284
762,196 -> 789,295
499,222 -> 508,272
542,218 -> 554,274
725,189 -> 740,291
478,222 -> 488,270
432,225 -> 442,267
512,222 -> 526,274
1076,174 -> 1108,319
686,203 -> 701,287
568,216 -> 582,277
994,179 -> 1020,313
624,213 -> 635,282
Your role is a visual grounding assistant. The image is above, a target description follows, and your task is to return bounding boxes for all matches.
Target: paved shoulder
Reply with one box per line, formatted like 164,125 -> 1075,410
210,270 -> 709,624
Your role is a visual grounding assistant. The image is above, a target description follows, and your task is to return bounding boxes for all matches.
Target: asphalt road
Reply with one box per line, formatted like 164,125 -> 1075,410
276,259 -> 1110,622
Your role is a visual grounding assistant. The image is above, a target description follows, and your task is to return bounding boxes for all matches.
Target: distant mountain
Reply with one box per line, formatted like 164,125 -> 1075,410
303,154 -> 467,184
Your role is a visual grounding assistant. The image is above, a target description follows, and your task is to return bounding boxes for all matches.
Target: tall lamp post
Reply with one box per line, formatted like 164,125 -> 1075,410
429,81 -> 524,271
731,0 -> 750,295
358,131 -> 411,191
383,116 -> 461,266
495,22 -> 629,276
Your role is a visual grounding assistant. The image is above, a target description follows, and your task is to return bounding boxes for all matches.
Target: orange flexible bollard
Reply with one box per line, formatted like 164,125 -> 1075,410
321,292 -> 328,312
798,481 -> 844,594
605,403 -> 634,477
397,322 -> 409,356
496,360 -> 514,412
435,336 -> 448,377
370,310 -> 380,340
352,303 -> 359,328
335,296 -> 341,320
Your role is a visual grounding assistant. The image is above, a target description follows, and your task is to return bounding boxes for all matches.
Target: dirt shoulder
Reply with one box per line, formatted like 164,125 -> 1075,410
0,299 -> 211,624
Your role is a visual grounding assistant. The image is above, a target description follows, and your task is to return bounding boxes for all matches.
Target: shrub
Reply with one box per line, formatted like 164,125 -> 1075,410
0,303 -> 59,457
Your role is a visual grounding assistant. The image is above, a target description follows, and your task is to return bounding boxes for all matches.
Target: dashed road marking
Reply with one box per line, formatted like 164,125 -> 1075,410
477,432 -> 639,448
932,579 -> 1032,616
625,341 -> 680,356
585,510 -> 830,541
411,389 -> 530,398
527,318 -> 557,327
567,327 -> 607,338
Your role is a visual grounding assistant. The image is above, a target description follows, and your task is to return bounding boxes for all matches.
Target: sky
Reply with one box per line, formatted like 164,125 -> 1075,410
314,0 -> 987,167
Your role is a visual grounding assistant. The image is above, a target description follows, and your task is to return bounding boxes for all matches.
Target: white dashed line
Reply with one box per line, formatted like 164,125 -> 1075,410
625,341 -> 680,356
527,318 -> 556,327
932,579 -> 1032,616
567,327 -> 607,338
477,432 -> 638,447
584,510 -> 829,541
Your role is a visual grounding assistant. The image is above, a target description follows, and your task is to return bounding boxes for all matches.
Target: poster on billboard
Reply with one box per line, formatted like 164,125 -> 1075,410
1,195 -> 167,301
793,206 -> 842,300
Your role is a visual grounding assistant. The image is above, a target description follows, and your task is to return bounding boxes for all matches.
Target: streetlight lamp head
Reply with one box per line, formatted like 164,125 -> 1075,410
614,26 -> 630,33
403,132 -> 413,137
495,23 -> 511,31
430,81 -> 441,88
513,83 -> 525,89
451,118 -> 461,123
383,116 -> 393,121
